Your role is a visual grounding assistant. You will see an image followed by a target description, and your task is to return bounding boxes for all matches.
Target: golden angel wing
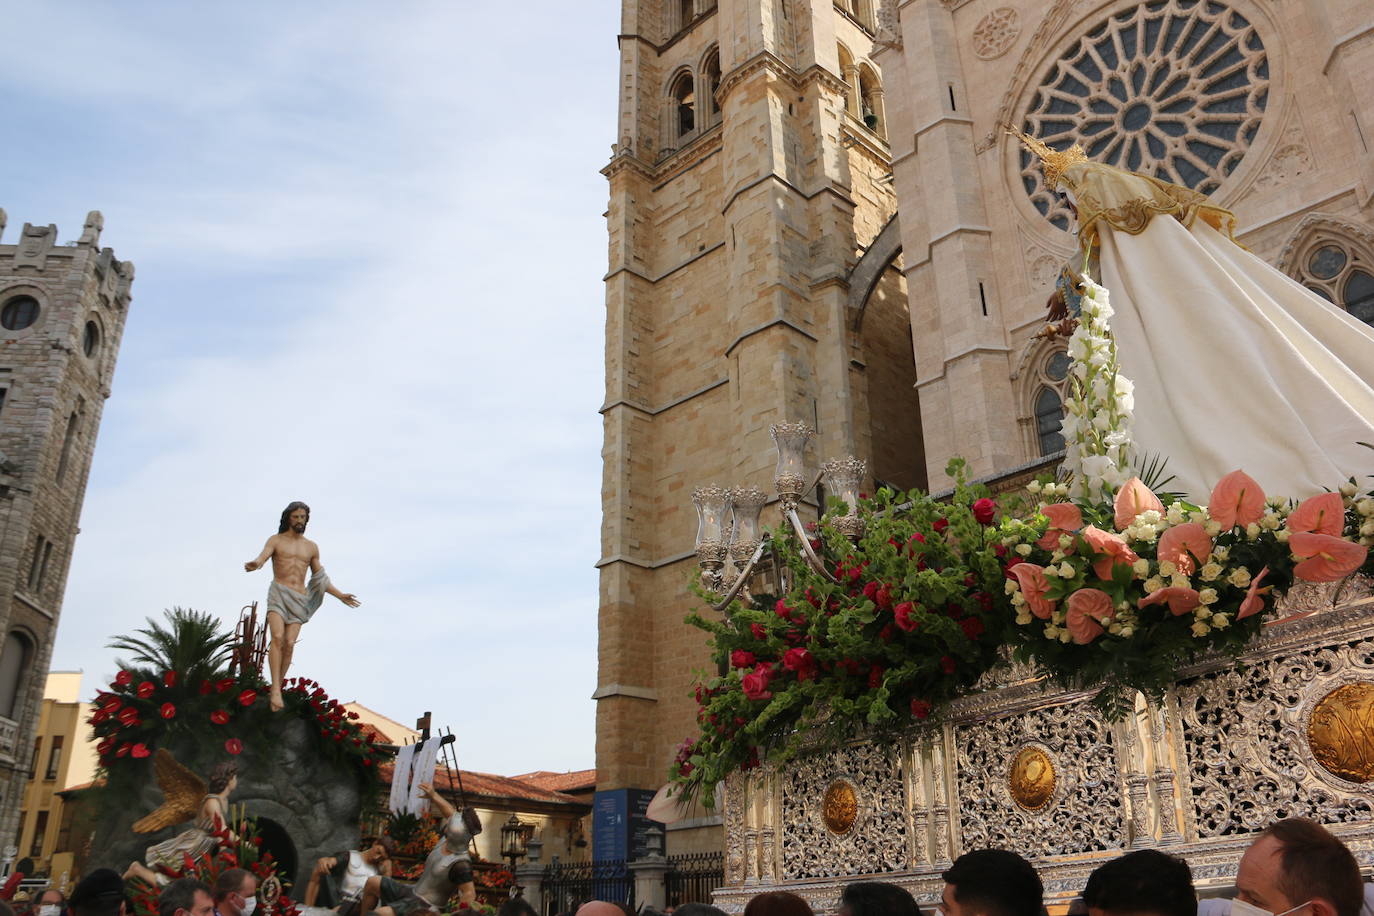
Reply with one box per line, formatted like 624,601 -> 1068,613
131,749 -> 208,834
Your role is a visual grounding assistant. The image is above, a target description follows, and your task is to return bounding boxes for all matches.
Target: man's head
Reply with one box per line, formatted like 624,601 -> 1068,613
1236,819 -> 1362,916
363,836 -> 396,866
573,905 -> 624,916
38,890 -> 66,916
1082,850 -> 1195,916
839,881 -> 921,916
673,905 -> 728,916
70,869 -> 125,916
940,849 -> 1043,916
278,502 -> 310,535
157,879 -> 213,916
212,869 -> 258,916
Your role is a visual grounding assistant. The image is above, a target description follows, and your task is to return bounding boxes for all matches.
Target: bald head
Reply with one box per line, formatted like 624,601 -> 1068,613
575,904 -> 625,916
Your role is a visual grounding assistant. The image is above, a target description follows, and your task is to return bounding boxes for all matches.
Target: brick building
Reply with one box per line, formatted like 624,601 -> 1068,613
595,0 -> 1374,855
0,211 -> 134,851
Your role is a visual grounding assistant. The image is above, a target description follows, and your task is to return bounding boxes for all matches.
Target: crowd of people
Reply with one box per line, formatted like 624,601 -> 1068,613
1,816 -> 1365,916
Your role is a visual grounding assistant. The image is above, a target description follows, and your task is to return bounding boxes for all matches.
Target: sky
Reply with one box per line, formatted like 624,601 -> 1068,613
0,3 -> 619,776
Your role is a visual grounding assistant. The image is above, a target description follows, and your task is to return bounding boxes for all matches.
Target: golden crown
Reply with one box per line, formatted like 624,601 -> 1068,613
1006,123 -> 1089,189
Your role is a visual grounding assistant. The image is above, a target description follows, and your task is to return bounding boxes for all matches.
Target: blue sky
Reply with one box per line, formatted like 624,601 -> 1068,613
1,3 -> 619,775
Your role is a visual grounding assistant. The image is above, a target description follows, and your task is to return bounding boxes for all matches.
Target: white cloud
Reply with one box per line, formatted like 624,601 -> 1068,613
5,1 -> 621,775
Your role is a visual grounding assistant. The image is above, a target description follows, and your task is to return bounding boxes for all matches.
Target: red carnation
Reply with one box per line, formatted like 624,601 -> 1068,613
960,617 -> 985,640
782,647 -> 817,682
933,518 -> 949,534
750,623 -> 768,641
972,497 -> 997,525
137,681 -> 155,698
131,743 -> 151,759
162,671 -> 177,688
225,738 -> 243,755
238,689 -> 258,707
894,601 -> 920,632
940,655 -> 957,674
730,649 -> 756,669
911,699 -> 933,720
211,710 -> 230,725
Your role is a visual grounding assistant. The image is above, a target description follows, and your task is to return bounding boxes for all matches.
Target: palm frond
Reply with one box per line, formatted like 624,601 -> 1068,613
108,608 -> 234,681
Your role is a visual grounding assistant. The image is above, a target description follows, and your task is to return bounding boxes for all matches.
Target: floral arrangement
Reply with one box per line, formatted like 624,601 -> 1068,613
674,463 -> 1373,801
1001,471 -> 1371,716
1059,279 -> 1136,502
125,813 -> 298,916
679,460 -> 1011,802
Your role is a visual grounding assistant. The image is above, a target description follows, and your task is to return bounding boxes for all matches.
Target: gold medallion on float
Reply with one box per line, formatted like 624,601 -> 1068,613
1009,745 -> 1056,811
822,780 -> 858,835
1308,682 -> 1374,783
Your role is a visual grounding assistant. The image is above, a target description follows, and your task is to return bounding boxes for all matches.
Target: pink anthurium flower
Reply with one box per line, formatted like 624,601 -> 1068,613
1114,477 -> 1165,530
1236,566 -> 1272,620
1010,563 -> 1056,619
1138,586 -> 1202,616
1209,470 -> 1265,530
1290,532 -> 1368,582
1066,588 -> 1115,644
1287,492 -> 1345,537
1081,525 -> 1140,581
1036,503 -> 1084,551
1156,523 -> 1213,575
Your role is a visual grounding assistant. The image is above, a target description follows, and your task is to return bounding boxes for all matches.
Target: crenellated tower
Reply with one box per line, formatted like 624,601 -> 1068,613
0,211 -> 134,848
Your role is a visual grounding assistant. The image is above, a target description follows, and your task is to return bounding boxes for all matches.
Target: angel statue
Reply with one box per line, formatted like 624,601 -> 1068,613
123,751 -> 239,887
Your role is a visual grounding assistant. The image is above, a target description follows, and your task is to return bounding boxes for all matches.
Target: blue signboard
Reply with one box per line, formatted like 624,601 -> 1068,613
593,788 -> 661,861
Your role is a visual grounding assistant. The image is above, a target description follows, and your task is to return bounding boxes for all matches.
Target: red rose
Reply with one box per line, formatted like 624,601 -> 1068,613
868,664 -> 885,689
862,581 -> 879,601
894,601 -> 921,632
131,743 -> 151,759
730,649 -> 756,669
940,655 -> 957,674
238,689 -> 258,707
211,710 -> 230,725
879,624 -> 895,643
960,617 -> 985,640
117,707 -> 140,727
845,565 -> 862,584
678,761 -> 695,777
933,518 -> 949,534
774,599 -> 792,621
225,738 -> 243,755
115,670 -> 134,686
750,623 -> 768,641
782,648 -> 817,682
911,699 -> 933,719
137,681 -> 155,698
363,758 -> 374,766
972,497 -> 997,525
162,671 -> 177,688
907,533 -> 926,554
741,667 -> 773,701
875,585 -> 893,611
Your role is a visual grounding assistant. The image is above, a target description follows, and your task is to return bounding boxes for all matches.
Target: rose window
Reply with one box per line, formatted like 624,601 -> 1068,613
1019,0 -> 1269,231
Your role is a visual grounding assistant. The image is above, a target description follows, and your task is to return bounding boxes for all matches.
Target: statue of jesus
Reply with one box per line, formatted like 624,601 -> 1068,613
244,501 -> 360,711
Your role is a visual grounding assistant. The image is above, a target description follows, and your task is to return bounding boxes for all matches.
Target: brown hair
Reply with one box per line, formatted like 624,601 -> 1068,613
743,892 -> 814,916
212,869 -> 252,904
207,761 -> 239,794
1261,818 -> 1363,916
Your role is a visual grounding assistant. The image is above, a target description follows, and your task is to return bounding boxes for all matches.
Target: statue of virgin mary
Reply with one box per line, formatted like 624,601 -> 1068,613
1016,128 -> 1374,499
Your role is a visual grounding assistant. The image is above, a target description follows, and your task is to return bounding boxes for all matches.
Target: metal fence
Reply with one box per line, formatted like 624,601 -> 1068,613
664,852 -> 725,907
541,859 -> 634,915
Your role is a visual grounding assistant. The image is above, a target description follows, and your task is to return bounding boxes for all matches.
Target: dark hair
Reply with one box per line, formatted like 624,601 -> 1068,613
70,869 -> 125,916
207,761 -> 239,794
497,901 -> 538,916
942,849 -> 1043,916
675,906 -> 729,916
840,882 -> 921,916
1261,818 -> 1363,916
1082,850 -> 1195,916
743,892 -> 815,916
212,870 -> 253,905
278,501 -> 310,534
373,835 -> 397,857
0,901 -> 13,916
39,890 -> 67,906
158,879 -> 210,916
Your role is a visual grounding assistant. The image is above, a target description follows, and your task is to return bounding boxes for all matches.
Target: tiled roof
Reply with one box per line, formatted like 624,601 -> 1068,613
377,763 -> 589,807
511,769 -> 596,793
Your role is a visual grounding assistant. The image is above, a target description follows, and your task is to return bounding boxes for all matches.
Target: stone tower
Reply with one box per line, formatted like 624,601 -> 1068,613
597,0 -> 920,853
0,211 -> 134,848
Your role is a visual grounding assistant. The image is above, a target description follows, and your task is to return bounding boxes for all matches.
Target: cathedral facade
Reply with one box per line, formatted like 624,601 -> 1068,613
597,0 -> 1373,853
0,213 -> 133,851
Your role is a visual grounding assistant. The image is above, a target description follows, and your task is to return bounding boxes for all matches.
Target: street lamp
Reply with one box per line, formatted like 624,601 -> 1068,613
500,814 -> 535,870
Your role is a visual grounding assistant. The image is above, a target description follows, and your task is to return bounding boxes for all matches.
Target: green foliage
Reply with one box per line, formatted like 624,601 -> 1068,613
109,607 -> 235,688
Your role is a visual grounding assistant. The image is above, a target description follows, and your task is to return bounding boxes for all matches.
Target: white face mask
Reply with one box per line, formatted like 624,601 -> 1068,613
38,905 -> 60,916
1231,899 -> 1314,916
239,897 -> 257,916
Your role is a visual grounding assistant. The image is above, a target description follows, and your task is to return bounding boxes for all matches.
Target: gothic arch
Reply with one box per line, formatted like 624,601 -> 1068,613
665,66 -> 698,146
699,46 -> 722,125
1011,335 -> 1072,459
1276,213 -> 1374,325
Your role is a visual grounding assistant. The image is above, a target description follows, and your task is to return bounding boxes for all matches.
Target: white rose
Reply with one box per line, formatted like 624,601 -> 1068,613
1016,543 -> 1033,556
1213,546 -> 1230,562
1191,621 -> 1210,637
1357,498 -> 1374,517
1199,588 -> 1219,605
1245,523 -> 1261,540
1132,558 -> 1150,576
1227,567 -> 1252,589
1200,563 -> 1223,581
1043,565 -> 1060,578
1158,560 -> 1177,577
1172,573 -> 1192,589
1059,630 -> 1073,643
1340,482 -> 1358,497
1144,576 -> 1164,593
1205,521 -> 1222,536
1360,520 -> 1374,538
1060,561 -> 1076,578
1026,481 -> 1042,495
1276,528 -> 1291,543
1012,591 -> 1027,606
1166,505 -> 1187,525
1119,625 -> 1135,638
1211,614 -> 1230,630
1004,579 -> 1019,595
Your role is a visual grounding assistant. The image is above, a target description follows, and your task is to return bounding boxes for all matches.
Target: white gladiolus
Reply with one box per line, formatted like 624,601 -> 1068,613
1061,279 -> 1135,502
